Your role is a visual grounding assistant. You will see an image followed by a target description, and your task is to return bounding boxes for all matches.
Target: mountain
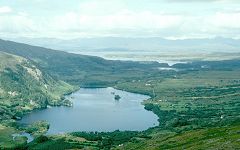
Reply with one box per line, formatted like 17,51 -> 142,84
0,39 -> 166,86
7,37 -> 240,53
0,51 -> 75,120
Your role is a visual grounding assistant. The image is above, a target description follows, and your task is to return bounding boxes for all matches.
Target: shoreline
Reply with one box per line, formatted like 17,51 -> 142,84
17,86 -> 159,136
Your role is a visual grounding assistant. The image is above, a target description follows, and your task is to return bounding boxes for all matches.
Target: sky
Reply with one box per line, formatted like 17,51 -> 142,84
0,0 -> 240,39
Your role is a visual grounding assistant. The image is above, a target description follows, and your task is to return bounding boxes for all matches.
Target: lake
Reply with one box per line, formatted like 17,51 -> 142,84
19,87 -> 158,134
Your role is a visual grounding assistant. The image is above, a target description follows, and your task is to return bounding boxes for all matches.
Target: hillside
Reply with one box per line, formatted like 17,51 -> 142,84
1,39 -> 239,87
117,122 -> 240,150
0,39 -> 166,86
0,52 -> 75,121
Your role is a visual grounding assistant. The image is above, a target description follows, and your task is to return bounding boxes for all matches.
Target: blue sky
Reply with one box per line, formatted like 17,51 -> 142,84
0,0 -> 240,39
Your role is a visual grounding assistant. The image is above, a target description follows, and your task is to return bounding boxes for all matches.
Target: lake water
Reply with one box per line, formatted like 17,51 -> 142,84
19,87 -> 158,134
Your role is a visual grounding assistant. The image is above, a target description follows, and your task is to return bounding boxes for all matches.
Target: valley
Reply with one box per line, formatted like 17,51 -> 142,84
0,39 -> 239,149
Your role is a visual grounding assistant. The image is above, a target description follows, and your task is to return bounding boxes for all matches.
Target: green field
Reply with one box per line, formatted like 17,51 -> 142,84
0,124 -> 27,149
117,123 -> 240,150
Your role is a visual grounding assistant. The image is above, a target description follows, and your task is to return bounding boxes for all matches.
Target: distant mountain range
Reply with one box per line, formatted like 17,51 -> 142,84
5,37 -> 240,53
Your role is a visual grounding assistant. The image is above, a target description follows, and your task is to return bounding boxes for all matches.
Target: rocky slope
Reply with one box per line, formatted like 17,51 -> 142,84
0,51 -> 75,120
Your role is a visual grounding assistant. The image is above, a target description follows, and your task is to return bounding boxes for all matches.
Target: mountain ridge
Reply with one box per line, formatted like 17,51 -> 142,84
5,37 -> 240,53
0,39 -> 166,86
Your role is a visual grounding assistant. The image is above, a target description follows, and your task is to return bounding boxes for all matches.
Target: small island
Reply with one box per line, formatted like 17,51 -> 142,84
62,99 -> 73,107
114,94 -> 121,101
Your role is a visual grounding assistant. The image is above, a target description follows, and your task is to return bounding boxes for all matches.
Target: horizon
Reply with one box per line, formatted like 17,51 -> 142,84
0,0 -> 240,39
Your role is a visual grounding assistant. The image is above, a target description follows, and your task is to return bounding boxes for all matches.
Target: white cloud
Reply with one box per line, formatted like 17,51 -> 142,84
78,0 -> 126,15
0,12 -> 37,37
49,10 -> 183,38
49,9 -> 240,39
0,1 -> 240,39
2,9 -> 240,39
0,6 -> 12,14
210,12 -> 240,29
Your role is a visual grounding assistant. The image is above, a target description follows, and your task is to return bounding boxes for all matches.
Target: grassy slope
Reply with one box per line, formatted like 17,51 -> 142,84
0,52 -> 26,71
0,52 -> 75,119
117,123 -> 240,150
